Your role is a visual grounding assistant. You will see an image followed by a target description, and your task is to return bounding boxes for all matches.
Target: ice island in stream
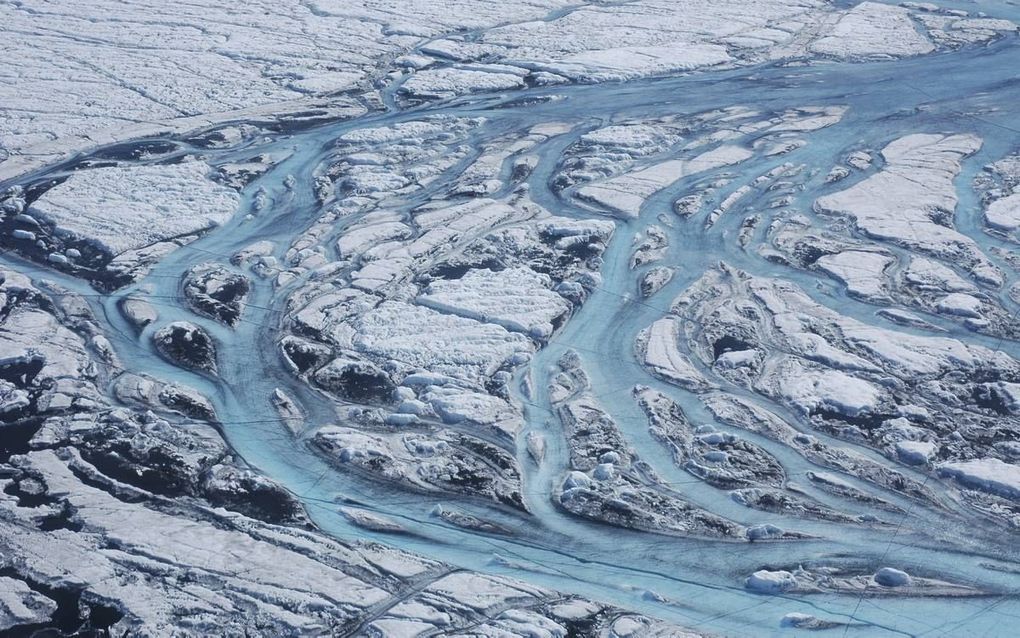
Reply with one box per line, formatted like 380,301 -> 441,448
2,0 -> 1020,636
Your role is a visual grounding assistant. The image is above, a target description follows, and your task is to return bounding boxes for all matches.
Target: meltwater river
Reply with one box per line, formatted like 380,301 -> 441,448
6,3 -> 1020,634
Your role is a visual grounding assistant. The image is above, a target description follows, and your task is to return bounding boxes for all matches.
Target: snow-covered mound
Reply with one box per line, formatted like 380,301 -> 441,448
418,266 -> 570,338
939,458 -> 1020,500
30,160 -> 239,255
816,133 -> 1001,285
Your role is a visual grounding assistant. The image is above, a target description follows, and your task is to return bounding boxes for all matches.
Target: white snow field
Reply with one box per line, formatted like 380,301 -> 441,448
815,134 -> 1001,283
1,0 -> 1014,177
30,160 -> 239,255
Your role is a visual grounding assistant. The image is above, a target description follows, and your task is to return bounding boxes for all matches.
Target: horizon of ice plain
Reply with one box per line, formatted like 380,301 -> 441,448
2,0 -> 1020,635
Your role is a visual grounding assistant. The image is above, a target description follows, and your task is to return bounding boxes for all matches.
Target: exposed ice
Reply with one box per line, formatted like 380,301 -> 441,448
576,145 -> 753,218
29,160 -> 239,257
745,563 -> 981,597
816,133 -> 1002,286
986,193 -> 1020,232
400,67 -> 527,101
153,321 -> 218,374
746,569 -> 798,593
4,1 -> 1020,632
551,354 -> 744,539
815,250 -> 894,301
351,300 -> 533,386
875,567 -> 913,587
938,458 -> 1020,500
0,577 -> 57,631
418,266 -> 570,339
315,424 -> 525,509
810,2 -> 935,59
638,318 -> 715,392
657,264 -> 1020,520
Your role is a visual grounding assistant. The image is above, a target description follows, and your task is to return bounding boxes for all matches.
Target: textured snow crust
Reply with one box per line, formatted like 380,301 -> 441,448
2,0 -> 1013,177
0,268 -> 689,636
4,0 -> 1020,634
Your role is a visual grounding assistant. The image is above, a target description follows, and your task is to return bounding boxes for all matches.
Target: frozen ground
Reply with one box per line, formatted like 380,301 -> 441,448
3,0 -> 1020,636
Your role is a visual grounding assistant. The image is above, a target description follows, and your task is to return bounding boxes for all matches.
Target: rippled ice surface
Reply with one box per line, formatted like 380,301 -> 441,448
6,3 -> 1020,635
